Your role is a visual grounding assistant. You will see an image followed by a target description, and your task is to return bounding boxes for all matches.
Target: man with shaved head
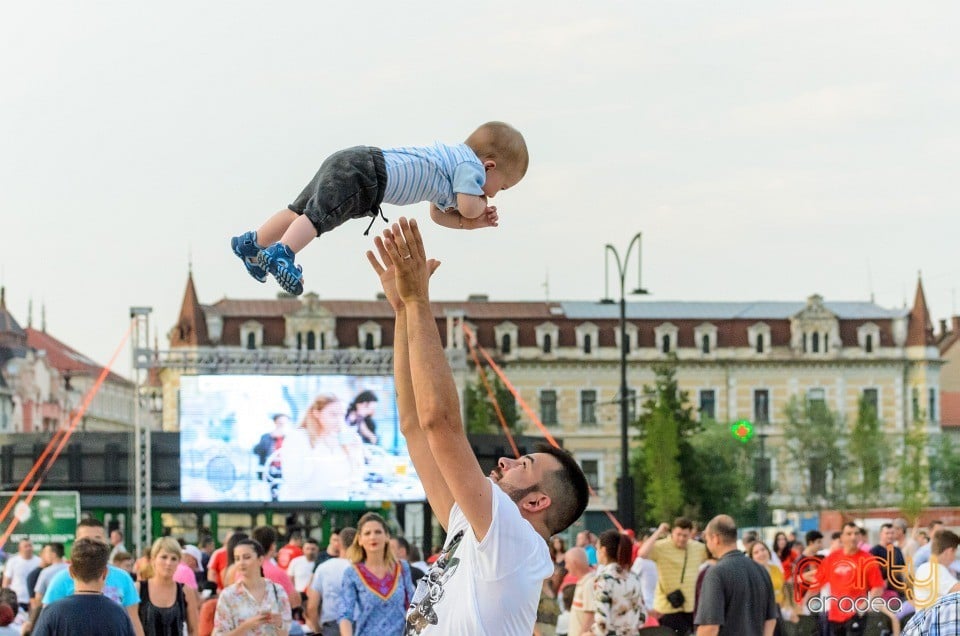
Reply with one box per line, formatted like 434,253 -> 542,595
694,515 -> 777,636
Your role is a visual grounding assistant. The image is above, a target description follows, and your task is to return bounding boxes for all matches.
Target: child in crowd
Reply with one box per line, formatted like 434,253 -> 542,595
231,121 -> 528,295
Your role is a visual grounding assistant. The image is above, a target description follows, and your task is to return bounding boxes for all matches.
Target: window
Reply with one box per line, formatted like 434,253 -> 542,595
627,389 -> 637,422
809,456 -> 826,496
699,390 -> 716,420
754,456 -> 771,494
580,459 -> 600,491
540,390 -> 558,426
811,332 -> 820,353
543,334 -> 552,354
701,334 -> 710,354
824,333 -> 830,353
495,322 -> 518,356
623,333 -> 631,354
749,322 -> 770,354
661,335 -> 671,354
501,334 -> 511,355
580,390 -> 597,425
320,332 -> 326,350
364,333 -> 375,350
808,388 -> 826,417
929,388 -> 937,422
756,334 -> 764,354
754,389 -> 770,424
802,333 -> 807,353
583,334 -> 592,355
306,332 -> 316,350
862,388 -> 879,416
246,333 -> 256,350
912,387 -> 920,421
865,334 -> 873,353
296,333 -> 303,350
358,321 -> 382,350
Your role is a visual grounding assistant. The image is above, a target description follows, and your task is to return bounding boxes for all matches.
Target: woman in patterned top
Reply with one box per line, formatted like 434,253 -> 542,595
591,529 -> 644,636
212,539 -> 291,636
339,512 -> 414,636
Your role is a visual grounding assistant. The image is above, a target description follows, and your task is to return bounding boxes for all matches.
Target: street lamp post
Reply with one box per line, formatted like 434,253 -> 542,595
603,233 -> 649,531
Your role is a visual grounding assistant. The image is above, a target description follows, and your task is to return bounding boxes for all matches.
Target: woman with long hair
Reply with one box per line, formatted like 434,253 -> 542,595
212,539 -> 291,636
138,537 -> 200,636
345,390 -> 379,445
278,394 -> 364,501
591,530 -> 644,636
219,531 -> 249,590
773,531 -> 799,578
750,541 -> 785,608
338,512 -> 414,636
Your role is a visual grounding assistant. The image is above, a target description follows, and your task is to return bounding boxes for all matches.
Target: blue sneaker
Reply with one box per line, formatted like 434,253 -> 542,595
258,242 -> 304,295
231,231 -> 267,283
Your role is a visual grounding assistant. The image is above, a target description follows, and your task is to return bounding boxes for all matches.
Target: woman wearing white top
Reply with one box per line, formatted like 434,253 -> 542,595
278,394 -> 364,501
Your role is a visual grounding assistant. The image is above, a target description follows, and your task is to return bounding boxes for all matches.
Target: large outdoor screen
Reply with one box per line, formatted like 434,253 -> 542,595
179,374 -> 425,503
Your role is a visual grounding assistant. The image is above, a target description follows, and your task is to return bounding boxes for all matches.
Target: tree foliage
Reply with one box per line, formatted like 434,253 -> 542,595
930,434 -> 960,506
464,369 -> 521,435
683,421 -> 753,523
898,418 -> 929,522
847,394 -> 890,510
781,395 -> 848,509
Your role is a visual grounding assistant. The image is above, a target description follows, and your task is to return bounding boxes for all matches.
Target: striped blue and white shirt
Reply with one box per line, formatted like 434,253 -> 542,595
382,142 -> 486,210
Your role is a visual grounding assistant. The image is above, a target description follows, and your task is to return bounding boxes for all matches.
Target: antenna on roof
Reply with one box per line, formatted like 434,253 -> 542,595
188,244 -> 193,275
41,301 -> 46,333
867,259 -> 874,303
542,270 -> 550,302
28,298 -> 33,329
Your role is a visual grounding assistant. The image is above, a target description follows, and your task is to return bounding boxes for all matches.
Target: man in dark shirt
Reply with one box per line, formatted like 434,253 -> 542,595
869,522 -> 907,598
31,538 -> 135,636
694,514 -> 777,636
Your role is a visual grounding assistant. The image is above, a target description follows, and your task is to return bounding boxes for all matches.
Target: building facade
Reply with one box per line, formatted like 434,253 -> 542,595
161,273 -> 944,519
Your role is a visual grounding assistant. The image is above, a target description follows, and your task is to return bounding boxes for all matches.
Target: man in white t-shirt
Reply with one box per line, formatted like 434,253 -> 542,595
2,538 -> 41,609
287,538 -> 319,599
913,529 -> 960,608
367,219 -> 590,636
305,527 -> 356,636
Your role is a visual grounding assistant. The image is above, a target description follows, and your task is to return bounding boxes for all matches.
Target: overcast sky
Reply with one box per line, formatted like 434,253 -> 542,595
2,2 -> 958,377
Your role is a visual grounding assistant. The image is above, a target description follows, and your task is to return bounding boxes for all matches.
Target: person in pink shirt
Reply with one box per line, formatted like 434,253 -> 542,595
172,545 -> 204,590
252,526 -> 302,614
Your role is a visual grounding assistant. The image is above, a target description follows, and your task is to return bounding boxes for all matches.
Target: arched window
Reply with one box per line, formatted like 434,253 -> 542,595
701,334 -> 710,354
662,334 -> 671,354
320,332 -> 326,350
812,332 -> 819,353
756,334 -> 764,354
583,334 -> 592,355
501,334 -> 512,355
296,332 -> 303,350
364,333 -> 375,350
306,332 -> 316,350
623,333 -> 630,355
246,333 -> 256,350
865,334 -> 873,353
543,334 -> 552,354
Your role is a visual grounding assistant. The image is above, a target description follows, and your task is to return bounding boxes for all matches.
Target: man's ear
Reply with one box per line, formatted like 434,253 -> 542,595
521,492 -> 551,514
483,160 -> 497,171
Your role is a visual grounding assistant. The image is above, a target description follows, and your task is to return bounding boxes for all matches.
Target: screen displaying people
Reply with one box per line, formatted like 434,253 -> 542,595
179,374 -> 424,503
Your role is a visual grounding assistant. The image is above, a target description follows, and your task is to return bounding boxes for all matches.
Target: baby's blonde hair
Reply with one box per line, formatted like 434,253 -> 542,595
465,121 -> 529,180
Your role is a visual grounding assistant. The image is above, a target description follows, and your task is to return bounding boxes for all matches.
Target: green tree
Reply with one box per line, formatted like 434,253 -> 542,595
930,434 -> 960,505
464,370 -> 521,435
633,356 -> 700,524
898,418 -> 929,521
683,420 -> 753,522
781,395 -> 848,509
847,395 -> 890,510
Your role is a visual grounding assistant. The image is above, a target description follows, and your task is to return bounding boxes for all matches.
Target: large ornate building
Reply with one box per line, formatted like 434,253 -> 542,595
161,273 -> 945,523
0,288 -> 135,433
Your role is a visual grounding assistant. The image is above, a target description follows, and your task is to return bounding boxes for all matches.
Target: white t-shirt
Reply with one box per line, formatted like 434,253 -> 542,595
405,479 -> 554,635
310,557 -> 351,624
286,555 -> 316,593
913,562 -> 959,607
3,555 -> 41,603
631,557 -> 658,611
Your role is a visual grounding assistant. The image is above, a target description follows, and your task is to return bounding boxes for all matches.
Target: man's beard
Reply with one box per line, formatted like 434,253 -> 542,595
498,481 -> 539,505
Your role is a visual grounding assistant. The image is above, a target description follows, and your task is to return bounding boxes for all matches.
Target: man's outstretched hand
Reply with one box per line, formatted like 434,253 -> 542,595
367,217 -> 439,309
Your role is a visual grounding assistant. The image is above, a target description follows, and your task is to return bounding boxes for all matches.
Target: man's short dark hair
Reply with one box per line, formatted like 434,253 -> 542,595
673,517 -> 694,531
929,519 -> 944,530
742,530 -> 759,543
339,527 -> 357,548
69,538 -> 111,583
534,443 -> 589,535
805,530 -> 823,545
880,522 -> 893,532
77,517 -> 104,531
252,526 -> 278,553
395,536 -> 411,553
46,542 -> 66,559
932,529 -> 960,556
831,531 -> 842,540
705,515 -> 737,545
304,538 -> 320,547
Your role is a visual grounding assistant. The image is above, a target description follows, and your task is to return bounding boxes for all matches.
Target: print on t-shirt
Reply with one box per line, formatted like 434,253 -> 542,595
405,529 -> 464,634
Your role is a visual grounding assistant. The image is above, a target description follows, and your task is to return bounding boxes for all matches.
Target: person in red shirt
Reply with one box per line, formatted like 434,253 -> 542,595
276,530 -> 304,570
206,529 -> 247,592
808,522 -> 885,635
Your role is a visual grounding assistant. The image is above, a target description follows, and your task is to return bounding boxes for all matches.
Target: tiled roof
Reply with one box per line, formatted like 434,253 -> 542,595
560,300 -> 909,321
25,328 -> 132,386
207,298 -> 564,320
942,392 -> 960,429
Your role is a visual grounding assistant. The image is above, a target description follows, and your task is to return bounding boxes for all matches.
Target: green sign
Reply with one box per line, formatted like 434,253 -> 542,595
730,420 -> 754,443
1,491 -> 80,555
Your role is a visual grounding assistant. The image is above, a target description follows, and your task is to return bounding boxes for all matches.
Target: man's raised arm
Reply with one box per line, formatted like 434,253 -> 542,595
382,218 -> 496,541
367,237 -> 455,529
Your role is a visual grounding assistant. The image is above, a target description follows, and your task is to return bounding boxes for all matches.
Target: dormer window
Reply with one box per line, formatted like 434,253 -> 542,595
536,322 -> 559,355
358,321 -> 382,350
748,322 -> 771,355
857,323 -> 880,354
654,323 -> 678,355
494,321 -> 518,357
240,321 -> 264,350
575,322 -> 599,356
694,323 -> 717,356
616,323 -> 638,356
